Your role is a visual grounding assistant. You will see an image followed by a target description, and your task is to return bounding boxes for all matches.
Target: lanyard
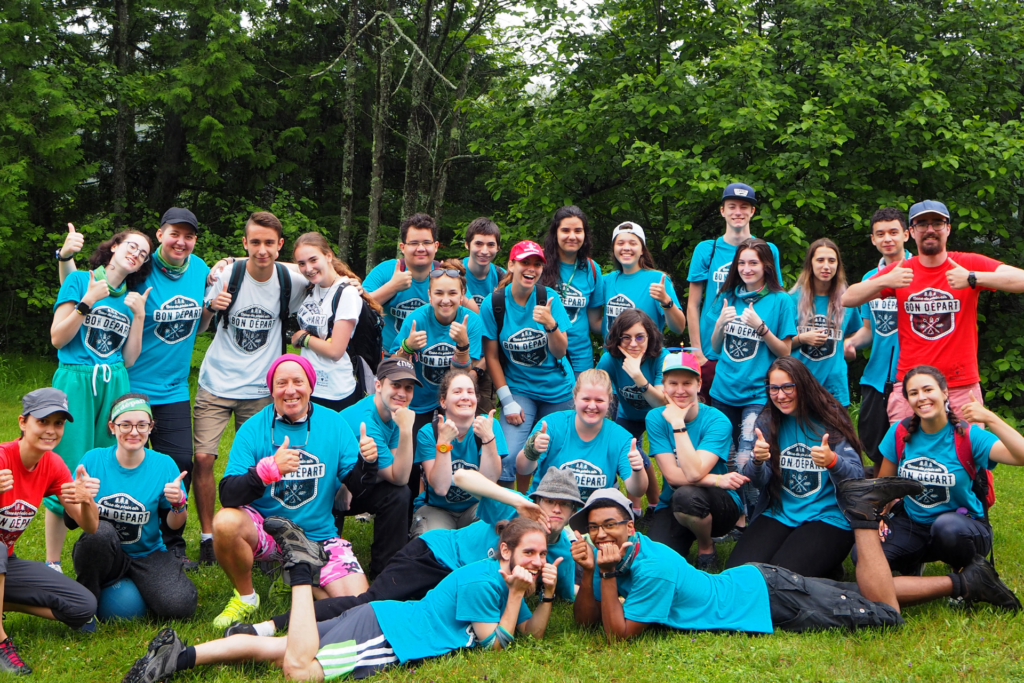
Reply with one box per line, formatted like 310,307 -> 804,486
271,412 -> 311,449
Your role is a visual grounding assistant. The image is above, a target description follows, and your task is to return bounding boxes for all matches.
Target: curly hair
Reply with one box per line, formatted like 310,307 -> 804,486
436,367 -> 479,412
604,308 -> 663,360
88,230 -> 154,289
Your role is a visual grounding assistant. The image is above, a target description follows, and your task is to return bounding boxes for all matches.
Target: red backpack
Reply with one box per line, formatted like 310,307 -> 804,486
893,417 -> 996,514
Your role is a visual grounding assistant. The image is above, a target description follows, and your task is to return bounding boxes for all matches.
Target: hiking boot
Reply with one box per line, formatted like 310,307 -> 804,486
122,628 -> 185,683
695,549 -> 718,572
223,622 -> 258,638
713,526 -> 744,543
961,555 -> 1022,612
836,477 -> 924,529
212,590 -> 260,630
198,539 -> 216,566
262,517 -> 328,570
0,636 -> 31,676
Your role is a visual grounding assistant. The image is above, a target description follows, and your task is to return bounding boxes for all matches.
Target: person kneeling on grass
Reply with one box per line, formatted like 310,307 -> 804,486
210,354 -> 367,630
571,482 -> 1018,641
67,394 -> 198,620
124,516 -> 561,682
0,388 -> 100,675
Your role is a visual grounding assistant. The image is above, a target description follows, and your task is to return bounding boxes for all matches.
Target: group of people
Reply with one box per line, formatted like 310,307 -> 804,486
0,184 -> 1020,680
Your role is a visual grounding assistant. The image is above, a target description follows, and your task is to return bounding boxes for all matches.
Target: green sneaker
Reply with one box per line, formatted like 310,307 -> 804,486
212,590 -> 260,630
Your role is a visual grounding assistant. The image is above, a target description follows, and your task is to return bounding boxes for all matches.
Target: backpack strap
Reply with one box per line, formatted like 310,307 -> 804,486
493,285 -> 506,342
398,258 -> 441,272
952,420 -> 977,480
893,417 -> 914,466
325,284 -> 346,337
219,260 -> 247,329
276,263 -> 292,354
588,258 -> 598,283
536,286 -> 547,306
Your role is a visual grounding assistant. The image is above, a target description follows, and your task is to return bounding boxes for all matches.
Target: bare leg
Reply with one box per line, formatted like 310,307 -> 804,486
212,508 -> 259,595
194,634 -> 288,667
892,576 -> 954,606
675,512 -> 714,555
3,603 -> 55,621
282,585 -> 325,682
323,574 -> 368,598
852,528 -> 900,612
644,464 -> 660,505
194,452 -> 217,534
45,510 -> 68,564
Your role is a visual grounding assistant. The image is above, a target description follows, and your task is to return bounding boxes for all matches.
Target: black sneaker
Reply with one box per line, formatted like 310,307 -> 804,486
961,555 -> 1022,612
224,622 -> 259,638
836,477 -> 924,529
262,517 -> 328,570
174,548 -> 199,572
0,636 -> 31,676
198,539 -> 216,566
122,628 -> 185,683
695,549 -> 718,572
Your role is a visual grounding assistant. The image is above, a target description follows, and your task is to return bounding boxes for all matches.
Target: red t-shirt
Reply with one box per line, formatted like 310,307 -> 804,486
0,440 -> 72,556
874,252 -> 1002,387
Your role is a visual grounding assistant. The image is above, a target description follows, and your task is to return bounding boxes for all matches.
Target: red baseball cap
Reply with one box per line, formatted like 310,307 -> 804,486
509,241 -> 546,263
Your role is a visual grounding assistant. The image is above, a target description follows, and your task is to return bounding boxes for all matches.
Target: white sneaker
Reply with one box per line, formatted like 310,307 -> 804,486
45,561 -> 63,574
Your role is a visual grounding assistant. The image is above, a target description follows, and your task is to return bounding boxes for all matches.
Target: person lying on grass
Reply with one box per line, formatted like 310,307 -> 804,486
571,482 -> 1019,641
123,516 -> 561,682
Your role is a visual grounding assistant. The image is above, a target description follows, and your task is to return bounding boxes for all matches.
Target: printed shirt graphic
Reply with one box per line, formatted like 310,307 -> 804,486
54,270 -> 134,366
392,305 -> 484,413
525,410 -> 633,502
880,422 -> 998,524
372,560 -> 531,663
688,238 -> 783,361
414,419 -> 508,512
462,258 -> 502,307
198,265 -> 308,399
128,254 -> 211,404
709,291 -> 797,406
296,281 -> 361,401
601,270 -> 681,336
596,349 -> 669,421
791,290 -> 862,406
479,287 -> 574,402
80,446 -> 183,557
340,395 -> 399,470
645,405 -> 738,514
874,252 -> 1001,387
363,258 -> 431,353
556,259 -> 605,372
224,404 -> 358,541
857,265 -> 901,393
760,419 -> 849,529
0,442 -> 69,556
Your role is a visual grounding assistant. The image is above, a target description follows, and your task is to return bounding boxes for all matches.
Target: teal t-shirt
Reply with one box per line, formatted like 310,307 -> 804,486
340,395 -> 398,470
391,304 -> 484,413
54,270 -> 135,366
880,422 -> 998,525
372,559 -> 532,663
223,404 -> 357,541
709,290 -> 797,406
596,349 -> 669,421
414,419 -> 509,512
525,410 -> 633,502
858,267 -> 900,393
601,269 -> 681,336
761,417 -> 850,530
688,237 -> 783,361
79,446 -> 184,557
126,255 -> 210,405
645,404 -> 738,513
363,258 -> 432,354
479,286 -> 574,402
554,259 -> 605,372
791,290 -> 861,406
589,533 -> 773,633
462,258 -> 503,307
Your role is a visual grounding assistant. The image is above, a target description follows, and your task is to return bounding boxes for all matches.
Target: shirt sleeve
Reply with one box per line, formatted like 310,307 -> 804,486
615,432 -> 633,482
645,409 -> 674,456
455,578 -> 508,624
879,422 -> 901,465
335,416 -> 359,482
621,571 -> 674,624
54,270 -> 87,310
415,423 -> 437,463
663,274 -> 681,307
589,261 -> 605,308
652,349 -> 668,385
467,310 -> 484,360
687,241 -> 711,283
595,353 -> 616,388
334,285 -> 362,323
956,252 -> 1003,273
479,294 -> 497,340
475,496 -> 518,524
363,260 -> 396,302
843,307 -> 862,337
700,411 -> 734,464
859,300 -> 872,325
547,289 -> 572,331
968,424 -> 999,470
223,419 -> 261,476
773,294 -> 798,339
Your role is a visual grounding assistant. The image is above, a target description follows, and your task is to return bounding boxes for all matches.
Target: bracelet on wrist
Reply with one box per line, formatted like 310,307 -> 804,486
480,436 -> 496,445
539,593 -> 555,603
660,299 -> 674,310
400,338 -> 414,355
455,342 -> 470,352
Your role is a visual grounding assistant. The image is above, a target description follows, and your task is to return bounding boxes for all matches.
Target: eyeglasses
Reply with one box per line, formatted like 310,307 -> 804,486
621,334 -> 647,345
113,421 -> 153,434
586,520 -> 631,534
271,413 -> 310,450
403,241 -> 435,249
766,383 -> 797,397
429,268 -> 462,279
911,220 -> 949,230
122,241 -> 150,262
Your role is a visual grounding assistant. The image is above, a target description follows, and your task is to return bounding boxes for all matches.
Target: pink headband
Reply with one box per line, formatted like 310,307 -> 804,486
266,354 -> 317,391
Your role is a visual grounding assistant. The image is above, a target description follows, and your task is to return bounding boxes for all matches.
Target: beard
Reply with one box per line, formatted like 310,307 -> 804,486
918,233 -> 943,255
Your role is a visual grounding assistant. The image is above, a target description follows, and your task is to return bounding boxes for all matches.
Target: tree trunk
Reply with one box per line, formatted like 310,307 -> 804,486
338,0 -> 359,263
112,0 -> 130,221
148,110 -> 185,212
366,0 -> 397,272
400,0 -> 439,219
430,52 -> 473,228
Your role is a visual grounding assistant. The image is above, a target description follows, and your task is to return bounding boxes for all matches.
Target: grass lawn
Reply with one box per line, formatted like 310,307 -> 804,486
1,350 -> 1023,682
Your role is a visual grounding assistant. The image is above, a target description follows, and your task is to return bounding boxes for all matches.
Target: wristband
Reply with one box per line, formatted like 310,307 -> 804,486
451,356 -> 471,369
543,324 -> 556,333
55,249 -> 75,262
714,475 -> 721,488
400,338 -> 415,355
481,436 -> 496,445
599,570 -> 618,580
539,593 -> 555,603
455,342 -> 470,352
524,432 -> 541,461
170,499 -> 187,514
825,450 -> 838,469
497,386 -> 514,406
256,456 -> 283,484
756,323 -> 768,337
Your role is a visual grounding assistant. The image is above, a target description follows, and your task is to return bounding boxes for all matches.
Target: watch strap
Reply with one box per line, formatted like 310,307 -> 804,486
539,594 -> 555,603
599,570 -> 618,580
75,301 -> 92,316
673,426 -> 688,433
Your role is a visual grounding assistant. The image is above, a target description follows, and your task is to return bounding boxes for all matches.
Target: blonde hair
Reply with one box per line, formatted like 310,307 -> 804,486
574,368 -> 614,400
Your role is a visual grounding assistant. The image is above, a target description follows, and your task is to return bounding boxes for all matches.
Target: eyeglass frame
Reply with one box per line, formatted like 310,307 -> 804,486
586,519 -> 631,534
111,421 -> 154,435
121,240 -> 151,263
766,382 -> 797,397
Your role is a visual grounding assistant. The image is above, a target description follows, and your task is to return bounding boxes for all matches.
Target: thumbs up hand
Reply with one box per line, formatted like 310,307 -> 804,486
533,421 -> 550,454
61,222 -> 84,259
960,390 -> 993,426
472,409 -> 496,442
449,314 -> 470,347
436,416 -> 460,448
649,273 -> 671,305
358,422 -> 378,463
945,257 -> 971,290
274,436 -> 301,476
627,438 -> 644,471
209,279 -> 233,312
405,320 -> 427,351
886,259 -> 914,289
61,464 -> 97,505
164,471 -> 188,506
532,298 -> 556,330
389,260 -> 413,291
810,433 -> 835,468
752,427 -> 771,462
83,269 -> 110,306
125,286 -> 152,318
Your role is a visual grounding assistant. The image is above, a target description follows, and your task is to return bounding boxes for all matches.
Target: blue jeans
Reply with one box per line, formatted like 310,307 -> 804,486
499,394 -> 575,482
711,399 -> 765,516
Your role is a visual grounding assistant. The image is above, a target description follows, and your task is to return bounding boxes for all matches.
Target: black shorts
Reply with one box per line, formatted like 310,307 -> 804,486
316,603 -> 399,679
756,564 -> 903,632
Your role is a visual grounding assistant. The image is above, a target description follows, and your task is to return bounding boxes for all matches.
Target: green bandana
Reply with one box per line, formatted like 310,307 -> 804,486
154,247 -> 189,281
94,266 -> 127,298
111,397 -> 152,421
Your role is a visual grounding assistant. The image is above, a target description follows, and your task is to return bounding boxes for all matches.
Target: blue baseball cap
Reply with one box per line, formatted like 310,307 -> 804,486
908,200 -> 950,224
721,182 -> 757,206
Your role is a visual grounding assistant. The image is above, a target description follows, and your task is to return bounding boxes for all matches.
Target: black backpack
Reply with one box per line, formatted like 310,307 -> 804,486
321,282 -> 385,373
491,285 -> 568,376
219,261 -> 292,354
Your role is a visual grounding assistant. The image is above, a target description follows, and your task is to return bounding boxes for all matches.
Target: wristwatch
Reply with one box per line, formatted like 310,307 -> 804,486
436,443 -> 453,453
660,299 -> 675,310
599,570 -> 618,580
673,425 -> 688,434
539,593 -> 555,603
75,301 -> 92,317
968,272 -> 977,289
55,249 -> 75,262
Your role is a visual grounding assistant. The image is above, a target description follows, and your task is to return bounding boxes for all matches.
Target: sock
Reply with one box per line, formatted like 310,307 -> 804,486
175,646 -> 197,671
201,533 -> 213,542
239,592 -> 259,606
255,621 -> 276,637
288,563 -> 314,586
632,508 -> 642,517
948,571 -> 966,599
271,613 -> 288,632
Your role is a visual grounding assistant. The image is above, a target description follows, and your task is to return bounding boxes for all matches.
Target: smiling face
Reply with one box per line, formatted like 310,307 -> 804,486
719,199 -> 756,230
400,226 -> 438,269
156,223 -> 197,266
294,243 -> 334,286
440,374 -> 477,421
588,505 -> 633,547
19,413 -> 66,453
870,219 -> 908,259
574,381 -> 611,425
613,233 -> 643,269
243,223 -> 285,267
556,216 -> 585,258
113,233 -> 152,273
272,361 -> 312,421
906,372 -> 947,421
619,322 -> 649,359
430,275 -> 463,324
511,254 -> 543,289
466,234 -> 498,268
110,409 -> 151,451
377,377 -> 414,412
768,368 -> 797,415
811,246 -> 838,283
663,370 -> 701,409
501,530 -> 548,576
737,248 -> 765,288
910,213 -> 950,256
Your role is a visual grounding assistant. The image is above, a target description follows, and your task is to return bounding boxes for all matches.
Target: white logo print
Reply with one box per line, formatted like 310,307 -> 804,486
723,320 -> 761,361
560,459 -> 607,501
797,315 -> 841,361
502,328 -> 548,367
230,304 -> 275,354
899,457 -> 954,508
556,283 -> 587,323
421,341 -> 456,385
297,301 -> 329,338
869,297 -> 898,336
272,451 -> 327,509
780,443 -> 825,498
97,492 -> 151,544
391,298 -> 427,331
84,306 -> 131,357
605,294 -> 635,324
153,295 -> 202,344
905,288 -> 961,340
443,459 -> 478,503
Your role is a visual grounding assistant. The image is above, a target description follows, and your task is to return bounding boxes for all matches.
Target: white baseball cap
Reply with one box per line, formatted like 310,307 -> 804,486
612,222 -> 646,245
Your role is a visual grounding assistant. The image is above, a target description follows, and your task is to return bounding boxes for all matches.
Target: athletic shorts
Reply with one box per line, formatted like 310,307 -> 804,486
192,387 -> 271,455
315,603 -> 398,680
242,506 -> 364,588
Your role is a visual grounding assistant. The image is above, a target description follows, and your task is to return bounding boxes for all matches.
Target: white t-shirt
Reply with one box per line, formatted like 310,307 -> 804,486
199,265 -> 308,399
296,280 -> 361,400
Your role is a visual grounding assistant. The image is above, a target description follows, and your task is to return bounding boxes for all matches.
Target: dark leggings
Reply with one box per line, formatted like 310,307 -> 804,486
149,401 -> 194,553
725,514 -> 853,579
852,509 -> 991,572
648,485 -> 740,557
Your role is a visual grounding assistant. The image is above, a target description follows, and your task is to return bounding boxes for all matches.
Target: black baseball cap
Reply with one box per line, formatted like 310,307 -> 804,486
159,207 -> 199,233
21,388 -> 74,422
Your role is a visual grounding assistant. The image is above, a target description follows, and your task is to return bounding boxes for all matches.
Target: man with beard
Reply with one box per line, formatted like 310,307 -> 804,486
843,200 -> 1024,422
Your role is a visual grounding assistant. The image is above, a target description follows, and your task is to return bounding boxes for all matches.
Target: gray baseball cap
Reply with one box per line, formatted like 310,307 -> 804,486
530,468 -> 583,507
376,357 -> 422,386
21,388 -> 74,422
568,487 -> 634,533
